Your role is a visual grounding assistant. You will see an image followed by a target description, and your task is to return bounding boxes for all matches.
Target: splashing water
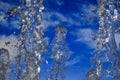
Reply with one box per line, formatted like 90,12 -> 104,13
87,0 -> 120,80
50,25 -> 70,80
6,0 -> 45,80
1,0 -> 120,80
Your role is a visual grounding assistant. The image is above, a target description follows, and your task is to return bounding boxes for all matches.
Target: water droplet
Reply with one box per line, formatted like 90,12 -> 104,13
40,4 -> 44,10
46,60 -> 48,64
37,67 -> 40,73
26,0 -> 31,7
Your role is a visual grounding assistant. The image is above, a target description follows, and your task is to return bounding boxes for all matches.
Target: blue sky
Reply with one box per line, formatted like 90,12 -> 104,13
0,0 -> 99,80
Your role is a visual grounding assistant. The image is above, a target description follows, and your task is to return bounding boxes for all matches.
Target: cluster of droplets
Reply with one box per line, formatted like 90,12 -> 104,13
87,0 -> 120,80
49,26 -> 70,80
6,0 -> 45,80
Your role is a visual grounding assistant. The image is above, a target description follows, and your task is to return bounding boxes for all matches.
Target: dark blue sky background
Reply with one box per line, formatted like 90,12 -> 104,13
0,0 -> 99,80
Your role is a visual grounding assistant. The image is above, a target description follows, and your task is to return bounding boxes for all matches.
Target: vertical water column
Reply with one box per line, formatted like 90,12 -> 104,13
87,0 -> 120,80
86,1 -> 107,79
19,0 -> 45,80
7,0 -> 45,80
0,48 -> 9,80
50,26 -> 70,80
97,0 -> 120,79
